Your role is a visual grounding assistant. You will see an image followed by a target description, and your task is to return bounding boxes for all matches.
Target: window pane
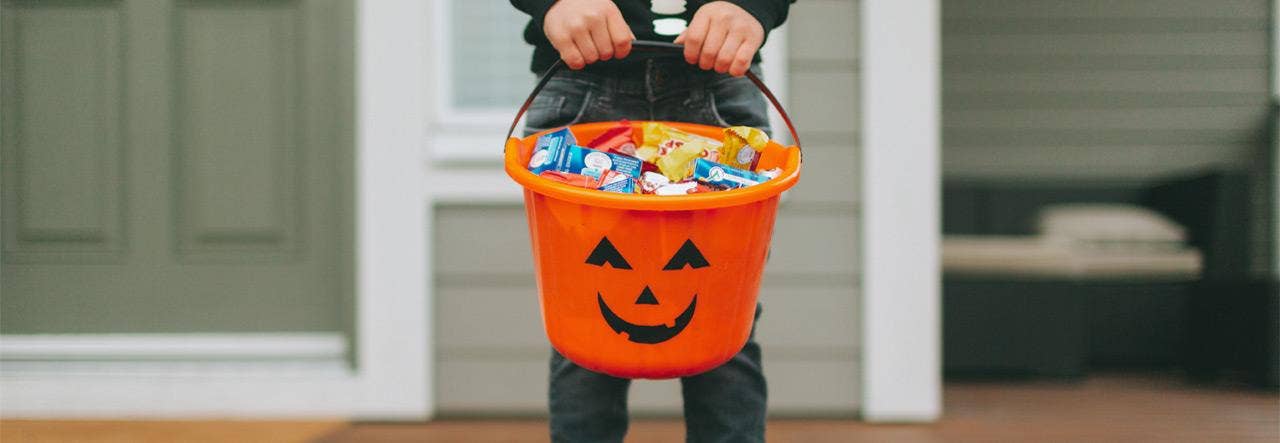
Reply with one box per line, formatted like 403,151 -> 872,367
450,2 -> 535,110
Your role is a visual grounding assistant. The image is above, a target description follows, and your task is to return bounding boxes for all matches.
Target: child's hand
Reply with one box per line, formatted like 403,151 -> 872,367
543,0 -> 635,70
674,1 -> 764,77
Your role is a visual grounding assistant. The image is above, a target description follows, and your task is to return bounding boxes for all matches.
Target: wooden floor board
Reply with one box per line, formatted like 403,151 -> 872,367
0,420 -> 344,443
3,373 -> 1276,442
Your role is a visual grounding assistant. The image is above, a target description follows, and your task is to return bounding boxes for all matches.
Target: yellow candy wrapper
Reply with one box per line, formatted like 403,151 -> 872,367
720,126 -> 769,171
635,122 -> 672,163
637,122 -> 723,181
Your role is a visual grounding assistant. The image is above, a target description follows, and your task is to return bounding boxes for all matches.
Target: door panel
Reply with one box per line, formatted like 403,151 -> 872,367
176,1 -> 302,258
0,0 -> 353,334
2,1 -> 126,262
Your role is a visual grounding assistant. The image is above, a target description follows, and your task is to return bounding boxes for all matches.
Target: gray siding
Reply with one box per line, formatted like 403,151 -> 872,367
433,0 -> 862,416
942,0 -> 1272,179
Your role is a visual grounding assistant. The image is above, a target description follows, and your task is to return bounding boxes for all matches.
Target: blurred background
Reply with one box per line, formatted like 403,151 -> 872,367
1,0 -> 1277,441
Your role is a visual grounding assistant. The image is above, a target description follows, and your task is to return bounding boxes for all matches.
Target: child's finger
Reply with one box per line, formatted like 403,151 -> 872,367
728,39 -> 758,76
548,31 -> 585,69
562,48 -> 586,69
606,11 -> 633,59
714,34 -> 744,73
572,31 -> 600,64
589,21 -> 615,60
698,21 -> 729,70
681,14 -> 710,64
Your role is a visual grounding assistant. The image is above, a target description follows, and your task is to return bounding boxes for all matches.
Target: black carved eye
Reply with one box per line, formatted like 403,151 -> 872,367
663,239 -> 710,270
585,237 -> 631,269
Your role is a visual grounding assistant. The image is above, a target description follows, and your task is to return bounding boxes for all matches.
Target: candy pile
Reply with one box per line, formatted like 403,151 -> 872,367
526,121 -> 780,195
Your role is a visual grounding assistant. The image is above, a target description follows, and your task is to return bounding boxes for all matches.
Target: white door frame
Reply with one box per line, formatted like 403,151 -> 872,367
859,0 -> 943,422
0,0 -> 433,419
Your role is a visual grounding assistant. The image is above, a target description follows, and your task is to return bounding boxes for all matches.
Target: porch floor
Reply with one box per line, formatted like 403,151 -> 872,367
3,372 -> 1276,442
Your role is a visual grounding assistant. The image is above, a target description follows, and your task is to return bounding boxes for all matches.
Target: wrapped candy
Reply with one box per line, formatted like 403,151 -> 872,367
528,127 -> 577,174
636,122 -> 723,182
720,126 -> 768,170
538,171 -> 598,188
639,171 -> 670,194
655,181 -> 699,196
584,120 -> 638,157
540,169 -> 637,194
692,158 -> 774,189
531,121 -> 777,196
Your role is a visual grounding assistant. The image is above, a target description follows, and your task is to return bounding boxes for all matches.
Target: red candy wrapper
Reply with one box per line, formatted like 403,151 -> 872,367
539,171 -> 598,188
539,170 -> 637,193
585,120 -> 638,157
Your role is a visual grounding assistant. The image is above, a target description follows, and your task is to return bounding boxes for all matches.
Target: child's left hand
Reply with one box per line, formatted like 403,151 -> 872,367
674,1 -> 765,77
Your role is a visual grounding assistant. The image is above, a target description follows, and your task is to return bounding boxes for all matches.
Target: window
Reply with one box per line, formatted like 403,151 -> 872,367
444,2 -> 533,112
429,2 -> 537,164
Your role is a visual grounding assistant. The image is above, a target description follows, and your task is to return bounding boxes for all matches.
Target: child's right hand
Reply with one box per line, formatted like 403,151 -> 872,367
543,0 -> 635,70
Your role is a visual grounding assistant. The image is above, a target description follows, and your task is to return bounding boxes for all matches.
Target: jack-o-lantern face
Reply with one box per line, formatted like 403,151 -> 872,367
587,237 -> 708,344
530,196 -> 772,378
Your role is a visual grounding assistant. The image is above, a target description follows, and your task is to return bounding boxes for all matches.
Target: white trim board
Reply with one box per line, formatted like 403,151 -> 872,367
0,333 -> 344,361
0,334 -> 353,417
859,0 -> 943,422
1,333 -> 350,381
0,0 -> 434,419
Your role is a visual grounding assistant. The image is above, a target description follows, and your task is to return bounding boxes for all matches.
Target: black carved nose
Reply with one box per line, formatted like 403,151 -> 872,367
635,286 -> 659,305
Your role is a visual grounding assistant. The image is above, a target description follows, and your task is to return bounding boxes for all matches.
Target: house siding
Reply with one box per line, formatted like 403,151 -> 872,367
942,0 -> 1271,179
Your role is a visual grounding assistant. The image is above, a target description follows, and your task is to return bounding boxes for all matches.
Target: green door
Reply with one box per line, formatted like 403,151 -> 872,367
1,0 -> 353,334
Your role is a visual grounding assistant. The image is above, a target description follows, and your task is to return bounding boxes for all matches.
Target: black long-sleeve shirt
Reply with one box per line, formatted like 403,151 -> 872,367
510,0 -> 793,73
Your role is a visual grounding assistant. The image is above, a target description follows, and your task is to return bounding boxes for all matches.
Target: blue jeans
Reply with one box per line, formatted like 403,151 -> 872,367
525,59 -> 771,443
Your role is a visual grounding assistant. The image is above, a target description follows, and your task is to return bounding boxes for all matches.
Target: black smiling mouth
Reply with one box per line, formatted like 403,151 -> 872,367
597,293 -> 697,344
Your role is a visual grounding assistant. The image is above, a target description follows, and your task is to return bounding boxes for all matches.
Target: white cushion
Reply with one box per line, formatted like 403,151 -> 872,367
1036,204 -> 1187,252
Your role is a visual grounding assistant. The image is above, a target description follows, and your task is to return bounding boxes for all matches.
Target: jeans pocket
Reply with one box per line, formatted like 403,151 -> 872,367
524,78 -> 594,135
708,72 -> 772,133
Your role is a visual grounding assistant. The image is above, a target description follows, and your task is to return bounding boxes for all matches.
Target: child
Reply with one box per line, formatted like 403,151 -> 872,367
510,1 -> 792,441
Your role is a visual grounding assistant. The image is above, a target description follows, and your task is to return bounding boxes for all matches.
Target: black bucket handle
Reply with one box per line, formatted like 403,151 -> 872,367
504,40 -> 801,153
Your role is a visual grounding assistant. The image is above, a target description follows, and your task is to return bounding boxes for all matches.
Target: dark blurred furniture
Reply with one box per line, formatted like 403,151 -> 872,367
1185,279 -> 1279,388
944,279 -> 1090,378
943,170 -> 1259,379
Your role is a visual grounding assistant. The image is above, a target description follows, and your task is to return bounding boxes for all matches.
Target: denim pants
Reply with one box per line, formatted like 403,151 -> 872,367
524,58 -> 771,443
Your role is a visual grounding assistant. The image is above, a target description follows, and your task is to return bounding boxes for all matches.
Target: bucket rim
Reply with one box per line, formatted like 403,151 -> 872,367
504,121 -> 801,211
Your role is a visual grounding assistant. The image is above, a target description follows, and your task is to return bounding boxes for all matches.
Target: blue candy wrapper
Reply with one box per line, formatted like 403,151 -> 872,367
692,158 -> 772,189
530,140 -> 641,180
527,128 -> 577,174
562,145 -> 642,179
528,128 -> 642,194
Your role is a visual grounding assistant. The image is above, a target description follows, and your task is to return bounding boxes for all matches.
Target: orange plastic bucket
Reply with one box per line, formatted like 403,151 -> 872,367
503,42 -> 802,379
